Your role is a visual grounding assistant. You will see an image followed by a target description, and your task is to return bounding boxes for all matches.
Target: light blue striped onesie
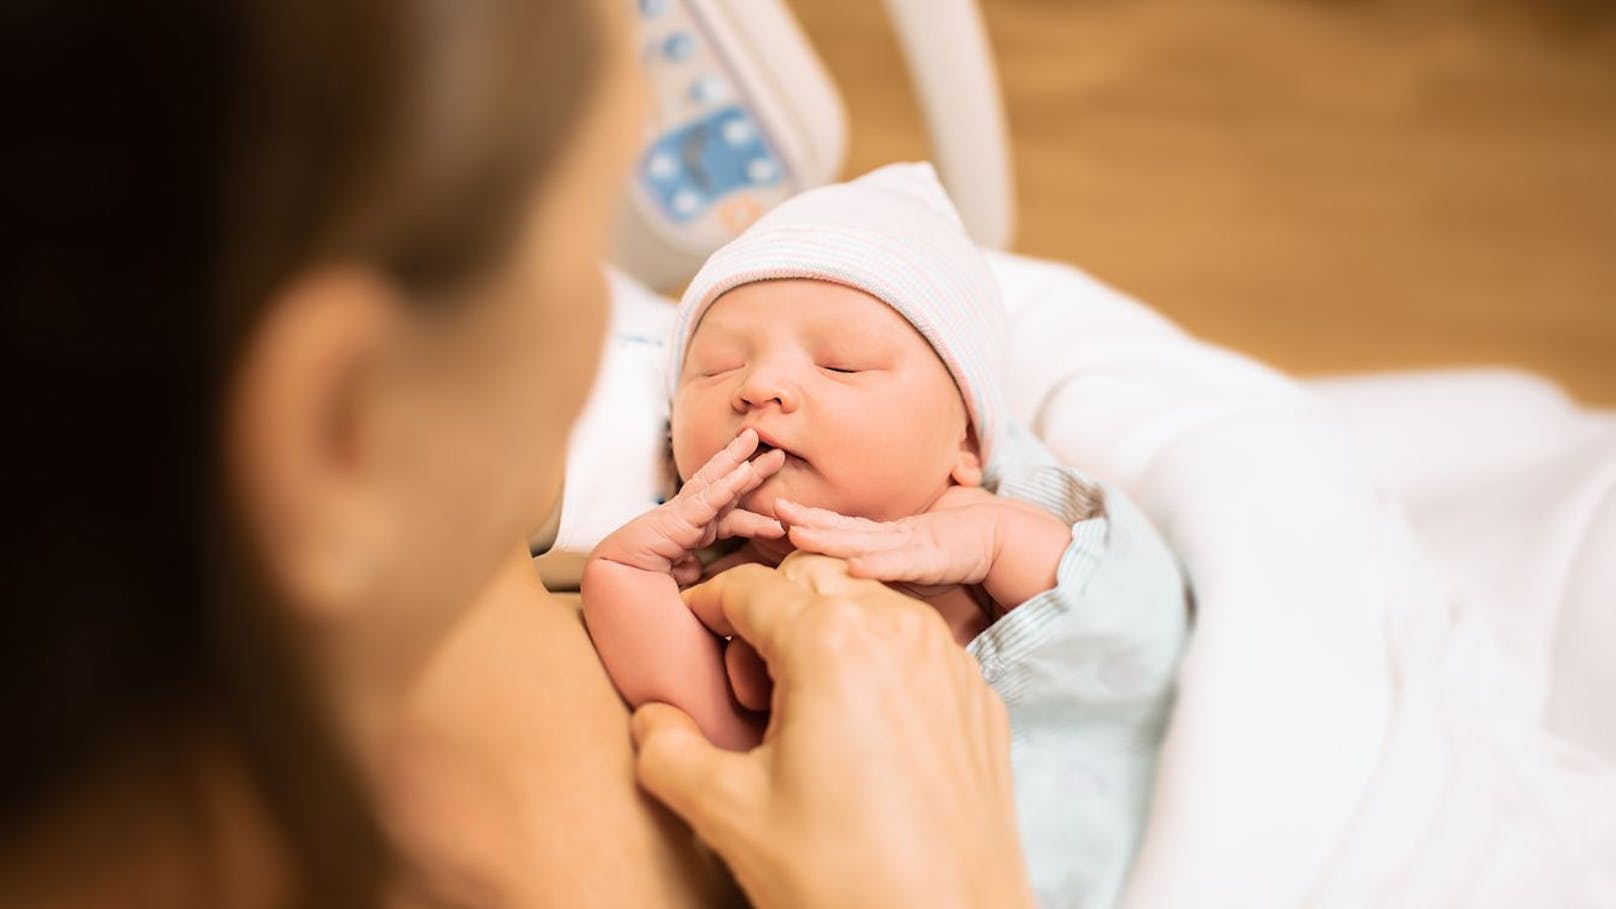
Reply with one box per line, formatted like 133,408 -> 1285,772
974,424 -> 1191,909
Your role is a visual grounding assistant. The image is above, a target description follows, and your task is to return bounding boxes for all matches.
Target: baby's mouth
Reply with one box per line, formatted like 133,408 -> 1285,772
748,440 -> 807,469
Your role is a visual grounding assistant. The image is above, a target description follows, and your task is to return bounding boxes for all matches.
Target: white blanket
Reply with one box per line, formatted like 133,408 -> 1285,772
989,251 -> 1616,906
564,257 -> 1616,905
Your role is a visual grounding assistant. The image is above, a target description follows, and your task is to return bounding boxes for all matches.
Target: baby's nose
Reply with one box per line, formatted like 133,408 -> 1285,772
733,363 -> 801,412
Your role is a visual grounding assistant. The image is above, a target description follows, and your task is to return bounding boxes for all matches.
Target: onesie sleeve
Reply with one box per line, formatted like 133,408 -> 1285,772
969,425 -> 1190,908
968,456 -> 1191,721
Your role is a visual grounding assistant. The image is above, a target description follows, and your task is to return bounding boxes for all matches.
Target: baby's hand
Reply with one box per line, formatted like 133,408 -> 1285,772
593,429 -> 786,586
777,487 -> 1069,608
775,487 -> 1003,589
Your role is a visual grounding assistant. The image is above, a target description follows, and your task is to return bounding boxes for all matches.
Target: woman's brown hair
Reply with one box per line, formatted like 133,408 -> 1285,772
0,1 -> 602,905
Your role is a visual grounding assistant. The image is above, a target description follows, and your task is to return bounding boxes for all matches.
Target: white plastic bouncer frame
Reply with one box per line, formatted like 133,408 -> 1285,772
611,0 -> 1014,290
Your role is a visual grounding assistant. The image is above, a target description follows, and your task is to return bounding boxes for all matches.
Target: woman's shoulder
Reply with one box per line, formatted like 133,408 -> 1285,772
385,551 -> 740,908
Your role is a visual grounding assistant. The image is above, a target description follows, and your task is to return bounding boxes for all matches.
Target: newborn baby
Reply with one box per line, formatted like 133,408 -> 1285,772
584,163 -> 1189,908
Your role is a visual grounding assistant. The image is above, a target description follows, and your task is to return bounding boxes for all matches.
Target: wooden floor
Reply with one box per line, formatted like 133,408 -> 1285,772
792,0 -> 1616,404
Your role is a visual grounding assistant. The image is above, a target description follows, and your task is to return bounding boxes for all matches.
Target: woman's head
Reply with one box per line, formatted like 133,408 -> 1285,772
2,0 -> 638,902
224,0 -> 642,670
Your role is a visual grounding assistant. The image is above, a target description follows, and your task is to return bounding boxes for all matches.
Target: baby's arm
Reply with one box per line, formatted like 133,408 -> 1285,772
582,430 -> 785,751
776,485 -> 1071,609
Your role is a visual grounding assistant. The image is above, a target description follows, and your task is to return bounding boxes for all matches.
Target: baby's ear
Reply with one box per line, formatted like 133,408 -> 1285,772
950,427 -> 984,487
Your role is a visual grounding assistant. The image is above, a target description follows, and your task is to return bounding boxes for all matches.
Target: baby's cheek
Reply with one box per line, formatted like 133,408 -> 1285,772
669,396 -> 719,478
668,428 -> 701,482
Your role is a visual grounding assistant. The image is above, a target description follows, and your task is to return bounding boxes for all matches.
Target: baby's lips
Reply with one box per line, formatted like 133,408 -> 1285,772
738,423 -> 794,457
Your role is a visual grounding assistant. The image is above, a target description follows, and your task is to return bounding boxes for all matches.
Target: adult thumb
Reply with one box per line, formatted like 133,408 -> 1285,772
631,703 -> 759,844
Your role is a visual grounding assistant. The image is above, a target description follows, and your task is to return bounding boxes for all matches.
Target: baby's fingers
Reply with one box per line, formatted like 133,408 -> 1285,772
791,524 -> 966,585
774,498 -> 882,532
845,547 -> 959,585
671,556 -> 704,587
718,509 -> 786,540
687,429 -> 786,493
785,523 -> 894,560
686,428 -> 762,488
672,445 -> 786,531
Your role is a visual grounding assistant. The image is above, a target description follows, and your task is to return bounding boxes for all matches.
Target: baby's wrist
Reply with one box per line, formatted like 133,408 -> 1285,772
983,504 -> 1069,607
591,511 -> 678,573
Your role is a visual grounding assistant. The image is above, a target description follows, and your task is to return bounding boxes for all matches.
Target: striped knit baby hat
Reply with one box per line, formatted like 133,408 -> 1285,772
669,161 -> 1007,471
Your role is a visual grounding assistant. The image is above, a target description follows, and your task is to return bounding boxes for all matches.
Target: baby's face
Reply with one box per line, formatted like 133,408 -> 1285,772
672,279 -> 980,522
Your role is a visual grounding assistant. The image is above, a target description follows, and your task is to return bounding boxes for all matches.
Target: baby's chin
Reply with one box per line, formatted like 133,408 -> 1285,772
739,486 -> 786,520
741,474 -> 824,519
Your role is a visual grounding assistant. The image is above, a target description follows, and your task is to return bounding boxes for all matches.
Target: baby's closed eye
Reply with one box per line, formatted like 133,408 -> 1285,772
814,348 -> 887,375
813,335 -> 895,375
688,353 -> 743,378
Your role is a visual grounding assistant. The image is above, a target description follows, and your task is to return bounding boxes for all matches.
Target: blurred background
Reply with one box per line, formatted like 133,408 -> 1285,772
792,0 -> 1616,403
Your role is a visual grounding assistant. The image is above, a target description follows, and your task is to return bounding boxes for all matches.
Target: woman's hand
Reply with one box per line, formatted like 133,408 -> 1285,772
630,552 -> 1036,909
